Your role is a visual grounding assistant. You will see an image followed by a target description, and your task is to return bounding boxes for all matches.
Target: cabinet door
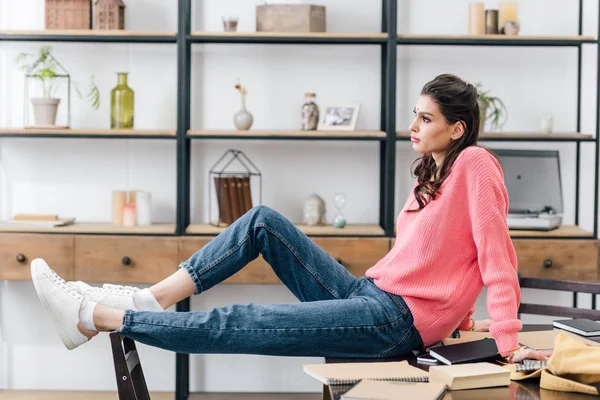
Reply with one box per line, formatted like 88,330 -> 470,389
513,240 -> 599,282
0,234 -> 74,280
74,236 -> 179,284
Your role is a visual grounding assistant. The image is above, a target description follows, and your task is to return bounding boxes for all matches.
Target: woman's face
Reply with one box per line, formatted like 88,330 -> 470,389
409,95 -> 461,166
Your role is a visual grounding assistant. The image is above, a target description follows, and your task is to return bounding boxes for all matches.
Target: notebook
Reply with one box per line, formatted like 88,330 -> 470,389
553,318 -> 600,337
429,338 -> 501,365
341,380 -> 446,400
302,361 -> 429,385
428,362 -> 510,390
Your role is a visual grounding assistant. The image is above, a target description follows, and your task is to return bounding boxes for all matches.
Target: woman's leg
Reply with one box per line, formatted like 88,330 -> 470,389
100,279 -> 423,358
150,205 -> 361,309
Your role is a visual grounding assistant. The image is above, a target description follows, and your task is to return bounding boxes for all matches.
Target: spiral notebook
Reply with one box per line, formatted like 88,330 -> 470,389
302,361 -> 429,385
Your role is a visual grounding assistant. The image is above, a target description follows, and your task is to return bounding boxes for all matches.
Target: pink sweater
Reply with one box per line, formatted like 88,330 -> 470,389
366,146 -> 522,355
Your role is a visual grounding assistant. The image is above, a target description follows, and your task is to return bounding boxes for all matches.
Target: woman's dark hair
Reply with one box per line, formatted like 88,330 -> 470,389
407,73 -> 480,212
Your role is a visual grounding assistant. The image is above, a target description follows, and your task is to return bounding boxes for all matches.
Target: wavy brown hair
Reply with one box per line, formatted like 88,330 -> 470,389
407,74 -> 480,212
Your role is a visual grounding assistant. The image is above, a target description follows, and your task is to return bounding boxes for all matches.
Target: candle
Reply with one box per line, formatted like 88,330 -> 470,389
111,190 -> 126,226
135,191 -> 152,227
123,203 -> 136,227
468,2 -> 485,35
499,2 -> 518,33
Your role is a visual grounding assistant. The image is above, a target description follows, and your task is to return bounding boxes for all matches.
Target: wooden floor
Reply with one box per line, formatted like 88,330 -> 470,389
0,391 -> 321,400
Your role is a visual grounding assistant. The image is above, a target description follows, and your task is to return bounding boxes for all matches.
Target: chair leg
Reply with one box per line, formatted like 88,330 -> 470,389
322,384 -> 332,400
110,332 -> 151,400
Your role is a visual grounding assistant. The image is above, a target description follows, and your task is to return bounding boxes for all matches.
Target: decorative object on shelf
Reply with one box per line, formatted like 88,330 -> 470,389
234,78 -> 253,130
256,4 -> 326,32
111,72 -> 135,129
303,194 -> 326,226
1,214 -> 75,228
332,193 -> 347,229
301,92 -> 319,130
95,0 -> 126,30
540,114 -> 554,134
45,0 -> 92,30
135,190 -> 152,227
468,2 -> 485,35
484,9 -> 499,34
498,2 -> 518,34
223,16 -> 239,32
111,190 -> 127,225
17,46 -> 100,128
318,104 -> 361,131
209,149 -> 261,227
504,21 -> 520,36
475,83 -> 507,132
123,201 -> 136,227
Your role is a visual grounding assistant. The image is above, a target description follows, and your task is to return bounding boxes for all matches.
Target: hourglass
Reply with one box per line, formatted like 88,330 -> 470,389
332,193 -> 347,228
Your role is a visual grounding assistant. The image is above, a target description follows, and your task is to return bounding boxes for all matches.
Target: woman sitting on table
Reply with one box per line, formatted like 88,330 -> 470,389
30,73 -> 551,364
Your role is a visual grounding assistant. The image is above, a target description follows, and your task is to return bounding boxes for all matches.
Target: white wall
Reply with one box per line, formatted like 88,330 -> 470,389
0,0 -> 598,394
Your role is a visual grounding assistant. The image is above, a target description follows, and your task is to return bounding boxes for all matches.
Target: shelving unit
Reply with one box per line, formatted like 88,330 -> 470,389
0,222 -> 176,235
0,1 -> 599,400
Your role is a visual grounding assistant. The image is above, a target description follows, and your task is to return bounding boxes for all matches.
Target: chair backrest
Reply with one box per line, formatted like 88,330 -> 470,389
110,332 -> 151,400
518,277 -> 600,320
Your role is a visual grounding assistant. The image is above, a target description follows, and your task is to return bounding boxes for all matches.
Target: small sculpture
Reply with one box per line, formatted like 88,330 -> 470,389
301,92 -> 319,131
303,194 -> 326,226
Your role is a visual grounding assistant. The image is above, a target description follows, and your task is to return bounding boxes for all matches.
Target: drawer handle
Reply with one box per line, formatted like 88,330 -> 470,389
121,256 -> 132,266
543,259 -> 553,268
16,253 -> 26,263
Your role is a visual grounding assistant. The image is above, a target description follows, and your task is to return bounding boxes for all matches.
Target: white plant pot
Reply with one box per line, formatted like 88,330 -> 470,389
31,97 -> 60,127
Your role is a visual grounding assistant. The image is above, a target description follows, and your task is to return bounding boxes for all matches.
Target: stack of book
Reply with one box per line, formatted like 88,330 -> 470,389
214,175 -> 253,225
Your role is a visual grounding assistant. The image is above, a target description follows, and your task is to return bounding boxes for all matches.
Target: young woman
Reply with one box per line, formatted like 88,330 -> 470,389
31,74 -> 551,364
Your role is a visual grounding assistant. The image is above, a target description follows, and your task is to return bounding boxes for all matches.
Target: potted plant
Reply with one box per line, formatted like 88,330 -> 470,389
16,46 -> 100,128
476,83 -> 507,133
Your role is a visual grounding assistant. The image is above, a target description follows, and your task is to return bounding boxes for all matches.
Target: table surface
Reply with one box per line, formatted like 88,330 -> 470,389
326,325 -> 600,400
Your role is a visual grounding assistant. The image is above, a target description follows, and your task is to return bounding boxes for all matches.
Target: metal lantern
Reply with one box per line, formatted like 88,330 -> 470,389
23,51 -> 71,129
209,149 -> 262,227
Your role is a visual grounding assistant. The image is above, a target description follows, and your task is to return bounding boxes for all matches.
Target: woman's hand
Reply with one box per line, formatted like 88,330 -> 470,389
472,319 -> 493,332
509,347 -> 552,364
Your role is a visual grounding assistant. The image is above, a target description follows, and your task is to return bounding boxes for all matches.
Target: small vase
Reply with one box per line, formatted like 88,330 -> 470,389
111,72 -> 135,129
234,98 -> 253,130
301,92 -> 319,131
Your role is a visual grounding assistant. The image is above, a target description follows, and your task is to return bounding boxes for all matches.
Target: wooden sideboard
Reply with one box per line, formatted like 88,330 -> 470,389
1,233 -> 598,284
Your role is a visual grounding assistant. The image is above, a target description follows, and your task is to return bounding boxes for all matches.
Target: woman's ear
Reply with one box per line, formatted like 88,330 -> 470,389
451,121 -> 466,140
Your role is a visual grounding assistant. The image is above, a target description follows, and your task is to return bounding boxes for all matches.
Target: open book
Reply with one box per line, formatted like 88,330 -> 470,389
303,361 -> 428,385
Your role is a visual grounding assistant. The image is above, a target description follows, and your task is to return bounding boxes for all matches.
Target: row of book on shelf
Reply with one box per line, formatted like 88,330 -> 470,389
214,175 -> 253,225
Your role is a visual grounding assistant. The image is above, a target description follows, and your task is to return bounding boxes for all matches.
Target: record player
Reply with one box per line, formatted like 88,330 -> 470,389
494,149 -> 563,231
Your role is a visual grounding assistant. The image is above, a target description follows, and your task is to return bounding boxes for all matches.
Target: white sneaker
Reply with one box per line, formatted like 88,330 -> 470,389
69,281 -> 139,311
30,258 -> 89,350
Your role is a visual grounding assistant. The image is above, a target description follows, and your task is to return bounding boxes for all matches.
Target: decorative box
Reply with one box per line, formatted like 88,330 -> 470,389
45,0 -> 92,30
256,4 -> 326,33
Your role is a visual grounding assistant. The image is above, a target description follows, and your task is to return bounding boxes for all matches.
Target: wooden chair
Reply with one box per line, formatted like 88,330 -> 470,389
109,332 -> 151,400
518,276 -> 600,320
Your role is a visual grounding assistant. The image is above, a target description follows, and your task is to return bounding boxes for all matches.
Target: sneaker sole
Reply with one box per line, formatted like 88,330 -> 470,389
31,259 -> 80,350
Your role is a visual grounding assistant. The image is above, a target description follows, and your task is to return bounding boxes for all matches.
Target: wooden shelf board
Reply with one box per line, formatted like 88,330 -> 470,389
188,130 -> 386,139
0,128 -> 176,137
191,32 -> 386,39
0,223 -> 176,234
187,223 -> 385,236
0,29 -> 176,37
509,225 -> 593,238
397,131 -> 593,140
398,34 -> 596,41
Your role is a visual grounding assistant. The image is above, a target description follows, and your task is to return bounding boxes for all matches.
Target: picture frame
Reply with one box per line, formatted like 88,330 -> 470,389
318,104 -> 361,131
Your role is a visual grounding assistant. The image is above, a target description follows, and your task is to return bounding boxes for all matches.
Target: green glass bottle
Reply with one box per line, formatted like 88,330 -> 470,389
111,72 -> 134,129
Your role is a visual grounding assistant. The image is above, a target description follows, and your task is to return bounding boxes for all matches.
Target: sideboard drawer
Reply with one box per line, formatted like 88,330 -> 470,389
0,234 -> 74,280
514,240 -> 599,282
180,238 -> 279,284
313,238 -> 390,278
74,236 -> 179,284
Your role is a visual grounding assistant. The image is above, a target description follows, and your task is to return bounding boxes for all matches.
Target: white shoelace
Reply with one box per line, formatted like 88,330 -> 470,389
103,284 -> 140,294
50,271 -> 83,300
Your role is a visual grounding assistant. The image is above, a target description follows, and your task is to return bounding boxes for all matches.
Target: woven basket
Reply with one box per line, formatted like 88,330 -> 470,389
45,0 -> 92,30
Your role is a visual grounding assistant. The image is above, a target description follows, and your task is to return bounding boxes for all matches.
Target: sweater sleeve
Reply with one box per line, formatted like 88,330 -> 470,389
467,150 -> 522,355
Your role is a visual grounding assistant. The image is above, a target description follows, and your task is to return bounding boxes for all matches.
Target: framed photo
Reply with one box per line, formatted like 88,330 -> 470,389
318,104 -> 361,131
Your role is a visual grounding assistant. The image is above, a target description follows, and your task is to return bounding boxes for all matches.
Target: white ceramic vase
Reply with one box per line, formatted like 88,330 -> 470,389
234,99 -> 253,130
31,97 -> 60,127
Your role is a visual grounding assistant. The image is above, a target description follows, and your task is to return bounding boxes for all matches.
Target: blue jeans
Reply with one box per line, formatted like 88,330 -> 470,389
118,206 -> 423,358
